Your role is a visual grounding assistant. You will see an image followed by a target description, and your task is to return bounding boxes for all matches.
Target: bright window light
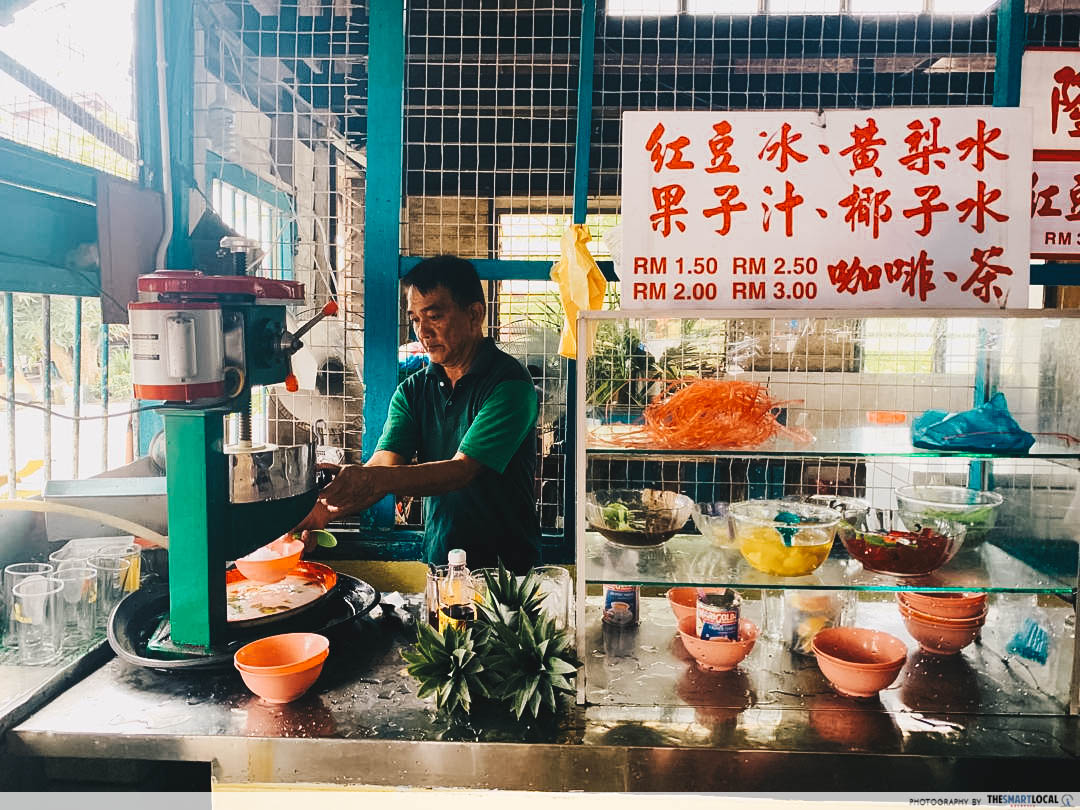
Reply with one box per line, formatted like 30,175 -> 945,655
767,0 -> 842,11
607,0 -> 679,14
686,0 -> 759,13
932,0 -> 997,13
850,0 -> 923,12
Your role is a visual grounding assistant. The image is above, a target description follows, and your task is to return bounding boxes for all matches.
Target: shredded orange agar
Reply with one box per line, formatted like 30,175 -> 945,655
597,379 -> 815,450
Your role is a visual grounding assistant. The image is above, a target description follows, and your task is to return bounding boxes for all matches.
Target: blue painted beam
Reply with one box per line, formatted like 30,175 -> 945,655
1031,263 -> 1080,286
573,0 -> 597,225
992,0 -> 1026,107
363,1 -> 406,530
0,138 -> 99,203
400,257 -> 617,283
164,0 -> 194,269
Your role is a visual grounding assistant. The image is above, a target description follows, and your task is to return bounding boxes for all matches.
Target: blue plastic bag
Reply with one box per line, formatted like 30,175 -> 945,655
911,392 -> 1035,453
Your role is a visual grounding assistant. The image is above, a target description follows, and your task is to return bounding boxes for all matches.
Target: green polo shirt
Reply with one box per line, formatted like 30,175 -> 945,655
375,337 -> 540,572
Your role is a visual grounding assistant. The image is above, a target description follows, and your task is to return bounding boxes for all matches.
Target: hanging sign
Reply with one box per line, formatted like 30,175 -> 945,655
621,109 -> 1031,310
1021,47 -> 1080,260
1020,47 -> 1080,151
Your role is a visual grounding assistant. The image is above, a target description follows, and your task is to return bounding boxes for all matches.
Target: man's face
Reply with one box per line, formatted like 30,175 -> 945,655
405,284 -> 483,368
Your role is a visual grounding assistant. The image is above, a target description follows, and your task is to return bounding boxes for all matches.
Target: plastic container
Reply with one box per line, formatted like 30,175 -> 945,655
677,615 -> 757,672
811,627 -> 908,698
841,509 -> 965,577
895,485 -> 1003,546
234,632 -> 329,703
666,587 -> 697,625
586,489 -> 693,547
898,602 -> 984,655
690,501 -> 735,550
897,591 -> 987,620
783,590 -> 844,655
728,499 -> 842,577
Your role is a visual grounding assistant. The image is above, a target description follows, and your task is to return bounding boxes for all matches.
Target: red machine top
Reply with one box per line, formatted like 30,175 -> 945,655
136,271 -> 305,301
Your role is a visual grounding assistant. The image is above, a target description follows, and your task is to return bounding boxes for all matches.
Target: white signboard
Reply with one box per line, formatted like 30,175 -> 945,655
1021,48 -> 1080,151
1032,153 -> 1080,260
621,109 -> 1031,310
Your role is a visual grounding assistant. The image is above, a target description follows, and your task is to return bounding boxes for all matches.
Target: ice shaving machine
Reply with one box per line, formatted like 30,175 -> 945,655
129,269 -> 337,652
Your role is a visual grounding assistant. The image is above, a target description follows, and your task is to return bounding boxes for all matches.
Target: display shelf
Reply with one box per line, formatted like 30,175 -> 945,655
584,596 -> 1073,716
584,532 -> 1078,594
587,426 -> 1080,460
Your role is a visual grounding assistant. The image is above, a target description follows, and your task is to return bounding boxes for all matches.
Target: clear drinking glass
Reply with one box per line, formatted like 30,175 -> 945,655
13,576 -> 64,665
55,567 -> 96,646
424,565 -> 449,629
532,565 -> 572,631
96,543 -> 141,592
3,562 -> 54,647
49,548 -> 91,571
88,555 -> 131,632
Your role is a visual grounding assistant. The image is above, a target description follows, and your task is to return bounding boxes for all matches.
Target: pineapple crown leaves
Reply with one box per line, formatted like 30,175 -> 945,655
401,620 -> 490,718
478,562 -> 546,625
482,610 -> 582,721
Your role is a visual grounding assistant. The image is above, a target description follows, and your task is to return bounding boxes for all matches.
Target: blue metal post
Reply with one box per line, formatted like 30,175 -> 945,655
562,0 -> 597,560
163,0 -> 194,269
4,293 -> 14,497
100,323 -> 109,472
362,0 -> 406,529
42,295 -> 51,481
73,298 -> 81,478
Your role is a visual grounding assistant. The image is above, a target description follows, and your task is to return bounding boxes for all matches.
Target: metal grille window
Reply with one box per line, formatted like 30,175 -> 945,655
0,0 -> 138,178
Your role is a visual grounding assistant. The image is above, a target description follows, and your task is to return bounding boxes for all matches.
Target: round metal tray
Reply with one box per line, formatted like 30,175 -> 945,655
107,573 -> 379,671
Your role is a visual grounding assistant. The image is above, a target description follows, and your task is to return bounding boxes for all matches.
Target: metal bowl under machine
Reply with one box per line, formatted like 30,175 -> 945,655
128,269 -> 337,654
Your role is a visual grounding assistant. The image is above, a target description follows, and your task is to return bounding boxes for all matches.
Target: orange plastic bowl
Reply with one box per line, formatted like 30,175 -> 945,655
897,600 -> 987,628
898,604 -> 984,655
898,591 -> 987,620
234,537 -> 304,584
812,627 -> 907,698
234,632 -> 329,703
677,616 -> 758,672
667,588 -> 697,625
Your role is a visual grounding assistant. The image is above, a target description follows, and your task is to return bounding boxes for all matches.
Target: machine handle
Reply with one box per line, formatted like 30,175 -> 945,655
291,299 -> 338,344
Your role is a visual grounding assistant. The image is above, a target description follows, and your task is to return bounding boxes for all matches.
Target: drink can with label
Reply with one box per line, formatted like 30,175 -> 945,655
696,588 -> 741,640
602,584 -> 640,625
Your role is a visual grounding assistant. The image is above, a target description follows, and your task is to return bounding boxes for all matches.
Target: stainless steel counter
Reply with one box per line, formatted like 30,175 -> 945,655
7,607 -> 1079,791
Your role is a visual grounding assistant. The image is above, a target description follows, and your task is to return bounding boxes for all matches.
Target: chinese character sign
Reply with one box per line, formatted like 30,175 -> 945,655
1021,48 -> 1080,151
621,109 -> 1032,310
1031,154 -> 1080,259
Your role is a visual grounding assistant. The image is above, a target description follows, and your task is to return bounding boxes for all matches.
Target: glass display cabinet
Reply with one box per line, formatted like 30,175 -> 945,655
572,310 -> 1079,737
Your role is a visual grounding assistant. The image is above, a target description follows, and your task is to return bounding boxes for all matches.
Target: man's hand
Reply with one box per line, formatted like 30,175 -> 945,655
293,464 -> 388,550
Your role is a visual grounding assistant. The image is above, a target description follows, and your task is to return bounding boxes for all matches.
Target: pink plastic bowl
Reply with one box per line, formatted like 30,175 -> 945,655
898,591 -> 987,620
898,600 -> 987,628
667,588 -> 697,625
812,627 -> 908,698
677,616 -> 758,672
234,537 -> 304,584
899,604 -> 983,655
234,632 -> 329,703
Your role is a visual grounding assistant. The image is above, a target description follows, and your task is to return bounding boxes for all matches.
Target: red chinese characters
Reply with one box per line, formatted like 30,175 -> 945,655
706,122 -> 740,174
826,250 -> 935,301
758,123 -> 808,173
1032,172 -> 1062,217
761,182 -> 804,237
1050,66 -> 1080,139
899,117 -> 950,175
956,180 -> 1008,234
944,246 -> 1011,304
1068,174 -> 1080,222
839,185 -> 892,239
839,118 -> 886,177
903,185 -> 948,237
645,123 -> 695,173
703,185 -> 747,236
956,119 -> 1008,171
650,184 -> 688,237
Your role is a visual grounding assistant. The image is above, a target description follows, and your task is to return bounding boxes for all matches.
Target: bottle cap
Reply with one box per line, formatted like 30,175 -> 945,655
447,549 -> 466,566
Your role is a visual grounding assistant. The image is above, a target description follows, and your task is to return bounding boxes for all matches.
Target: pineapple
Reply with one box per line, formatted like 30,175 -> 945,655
478,562 -> 545,625
402,621 -> 490,718
484,611 -> 582,720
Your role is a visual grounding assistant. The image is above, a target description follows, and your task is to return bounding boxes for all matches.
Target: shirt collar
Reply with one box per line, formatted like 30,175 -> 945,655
426,336 -> 497,384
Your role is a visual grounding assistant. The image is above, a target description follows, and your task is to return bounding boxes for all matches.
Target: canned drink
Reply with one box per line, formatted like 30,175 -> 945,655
602,584 -> 640,625
696,588 -> 741,640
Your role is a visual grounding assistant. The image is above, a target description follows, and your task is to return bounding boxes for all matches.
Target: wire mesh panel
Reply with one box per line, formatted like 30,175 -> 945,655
0,0 -> 139,178
194,0 -> 366,461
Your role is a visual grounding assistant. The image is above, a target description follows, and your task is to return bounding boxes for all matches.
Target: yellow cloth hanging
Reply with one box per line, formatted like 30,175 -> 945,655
550,224 -> 606,360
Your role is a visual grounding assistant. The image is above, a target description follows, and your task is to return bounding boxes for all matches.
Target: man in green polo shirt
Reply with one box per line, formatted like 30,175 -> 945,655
294,255 -> 541,572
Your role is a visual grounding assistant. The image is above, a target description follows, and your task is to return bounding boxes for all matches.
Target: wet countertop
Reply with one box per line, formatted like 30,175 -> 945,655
6,598 -> 1079,790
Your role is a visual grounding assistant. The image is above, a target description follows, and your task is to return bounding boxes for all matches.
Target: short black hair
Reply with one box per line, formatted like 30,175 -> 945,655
402,255 -> 484,311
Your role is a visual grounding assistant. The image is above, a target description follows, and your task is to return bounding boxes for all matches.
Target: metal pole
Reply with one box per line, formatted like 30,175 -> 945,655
101,323 -> 109,472
42,295 -> 51,482
73,298 -> 81,478
4,293 -> 15,498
